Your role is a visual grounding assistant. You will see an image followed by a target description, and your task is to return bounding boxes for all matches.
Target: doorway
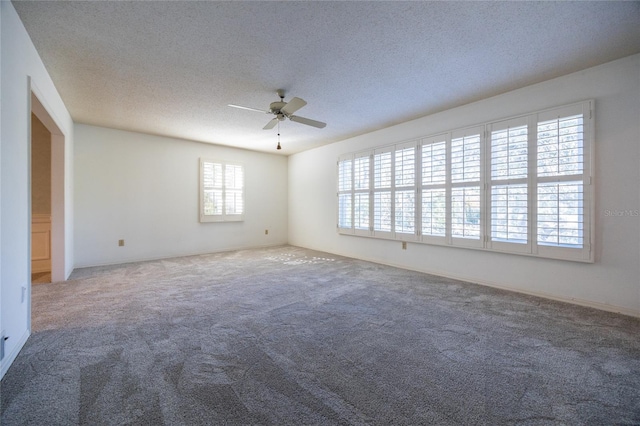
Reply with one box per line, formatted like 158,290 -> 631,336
31,113 -> 52,283
30,91 -> 65,284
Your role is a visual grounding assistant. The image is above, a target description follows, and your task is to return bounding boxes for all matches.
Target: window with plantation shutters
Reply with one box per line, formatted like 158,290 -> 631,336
337,157 -> 353,230
353,154 -> 371,232
336,100 -> 592,262
450,129 -> 482,244
536,107 -> 587,252
394,145 -> 416,236
373,149 -> 393,235
488,118 -> 529,251
200,159 -> 244,222
421,138 -> 446,238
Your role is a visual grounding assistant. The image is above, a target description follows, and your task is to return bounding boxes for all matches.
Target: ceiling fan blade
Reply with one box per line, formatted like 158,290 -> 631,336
290,115 -> 326,129
263,118 -> 279,130
228,104 -> 268,113
281,97 -> 307,115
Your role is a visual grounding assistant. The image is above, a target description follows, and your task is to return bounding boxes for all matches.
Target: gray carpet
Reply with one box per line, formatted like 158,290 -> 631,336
1,245 -> 639,425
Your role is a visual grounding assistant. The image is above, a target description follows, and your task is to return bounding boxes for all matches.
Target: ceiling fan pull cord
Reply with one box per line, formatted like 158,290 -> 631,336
277,120 -> 282,150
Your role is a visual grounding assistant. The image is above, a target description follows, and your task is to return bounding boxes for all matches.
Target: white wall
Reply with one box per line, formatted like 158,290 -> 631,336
1,2 -> 74,378
74,125 -> 288,267
289,54 -> 640,317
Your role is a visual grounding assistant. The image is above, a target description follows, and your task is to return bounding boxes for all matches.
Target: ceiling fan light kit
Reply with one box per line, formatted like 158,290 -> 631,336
228,89 -> 326,150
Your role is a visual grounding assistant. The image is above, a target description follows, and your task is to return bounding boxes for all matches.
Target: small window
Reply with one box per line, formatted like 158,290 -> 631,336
200,159 -> 244,222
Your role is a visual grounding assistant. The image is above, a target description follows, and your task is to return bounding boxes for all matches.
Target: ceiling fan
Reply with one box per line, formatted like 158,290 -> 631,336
228,89 -> 326,130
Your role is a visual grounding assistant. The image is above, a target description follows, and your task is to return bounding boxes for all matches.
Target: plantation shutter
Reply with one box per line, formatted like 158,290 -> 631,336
487,117 -> 530,253
225,164 -> 244,215
394,143 -> 417,240
535,103 -> 590,260
450,127 -> 483,247
353,153 -> 372,235
421,136 -> 447,241
200,159 -> 244,222
373,148 -> 393,238
337,155 -> 353,232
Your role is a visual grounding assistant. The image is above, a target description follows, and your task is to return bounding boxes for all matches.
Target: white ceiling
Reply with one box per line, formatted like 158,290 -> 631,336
13,1 -> 640,155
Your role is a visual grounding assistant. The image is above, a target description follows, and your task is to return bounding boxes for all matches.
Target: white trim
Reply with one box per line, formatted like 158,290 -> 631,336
294,244 -> 640,319
72,242 -> 288,269
0,329 -> 30,379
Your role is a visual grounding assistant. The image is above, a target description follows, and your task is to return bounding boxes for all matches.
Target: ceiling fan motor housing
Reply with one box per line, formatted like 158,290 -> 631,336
269,101 -> 287,115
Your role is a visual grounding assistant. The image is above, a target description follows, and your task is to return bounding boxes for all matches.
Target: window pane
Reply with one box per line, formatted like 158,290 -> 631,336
422,188 -> 446,236
203,162 -> 223,189
537,182 -> 583,247
395,190 -> 415,234
338,194 -> 352,228
374,191 -> 391,232
374,152 -> 392,189
338,160 -> 352,191
451,134 -> 480,183
354,192 -> 369,230
537,114 -> 583,177
354,156 -> 370,190
225,189 -> 243,215
451,186 -> 480,239
422,141 -> 446,185
491,184 -> 527,243
225,164 -> 243,189
204,189 -> 223,215
491,125 -> 527,180
395,147 -> 415,187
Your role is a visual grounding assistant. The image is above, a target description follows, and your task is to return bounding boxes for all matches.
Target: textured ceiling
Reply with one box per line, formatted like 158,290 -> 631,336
12,1 -> 640,155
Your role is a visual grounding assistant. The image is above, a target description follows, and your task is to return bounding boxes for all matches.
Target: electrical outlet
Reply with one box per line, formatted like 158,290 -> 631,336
402,241 -> 407,250
118,239 -> 125,247
265,229 -> 269,235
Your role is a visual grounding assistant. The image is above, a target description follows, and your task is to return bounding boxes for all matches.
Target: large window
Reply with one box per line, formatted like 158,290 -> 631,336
337,101 -> 593,262
200,159 -> 244,222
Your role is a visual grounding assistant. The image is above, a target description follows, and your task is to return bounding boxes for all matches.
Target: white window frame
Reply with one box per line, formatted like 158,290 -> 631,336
372,146 -> 394,239
420,135 -> 448,245
336,100 -> 594,263
449,126 -> 484,248
486,116 -> 534,254
534,102 -> 593,262
394,141 -> 419,242
337,154 -> 354,233
199,158 -> 244,223
353,152 -> 373,237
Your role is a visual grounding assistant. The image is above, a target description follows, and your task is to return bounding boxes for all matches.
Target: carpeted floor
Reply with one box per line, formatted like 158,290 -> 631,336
2,245 -> 639,425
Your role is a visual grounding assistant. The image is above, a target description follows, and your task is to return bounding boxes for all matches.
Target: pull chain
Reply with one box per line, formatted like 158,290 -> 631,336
276,120 -> 281,150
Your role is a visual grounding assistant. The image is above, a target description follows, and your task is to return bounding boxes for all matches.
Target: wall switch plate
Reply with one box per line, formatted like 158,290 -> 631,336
118,239 -> 125,246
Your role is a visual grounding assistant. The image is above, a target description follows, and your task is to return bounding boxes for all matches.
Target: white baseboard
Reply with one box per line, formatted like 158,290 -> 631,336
293,244 -> 640,319
72,242 -> 289,270
0,329 -> 30,380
